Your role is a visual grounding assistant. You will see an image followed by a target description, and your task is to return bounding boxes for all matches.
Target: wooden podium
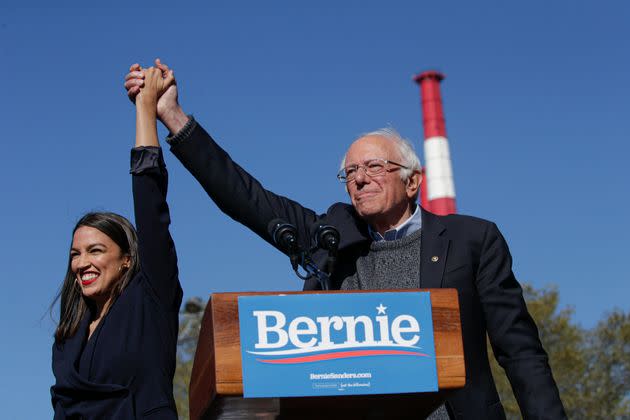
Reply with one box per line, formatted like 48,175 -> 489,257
189,289 -> 465,419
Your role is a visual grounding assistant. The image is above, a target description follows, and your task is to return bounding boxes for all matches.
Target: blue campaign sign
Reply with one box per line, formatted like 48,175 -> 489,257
238,292 -> 438,398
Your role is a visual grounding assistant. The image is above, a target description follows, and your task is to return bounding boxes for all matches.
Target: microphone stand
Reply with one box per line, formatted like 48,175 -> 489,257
294,252 -> 332,290
269,219 -> 339,290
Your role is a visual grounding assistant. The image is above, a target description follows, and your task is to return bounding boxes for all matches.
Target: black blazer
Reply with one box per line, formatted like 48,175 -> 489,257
51,148 -> 183,419
170,121 -> 566,419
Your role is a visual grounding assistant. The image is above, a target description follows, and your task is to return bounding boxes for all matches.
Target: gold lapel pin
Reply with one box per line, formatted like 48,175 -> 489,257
431,256 -> 439,262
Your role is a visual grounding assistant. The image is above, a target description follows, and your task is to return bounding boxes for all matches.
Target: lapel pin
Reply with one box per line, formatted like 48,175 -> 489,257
431,256 -> 439,262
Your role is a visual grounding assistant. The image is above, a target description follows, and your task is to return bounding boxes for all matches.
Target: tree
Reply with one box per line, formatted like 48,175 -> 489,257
489,284 -> 630,419
174,298 -> 206,420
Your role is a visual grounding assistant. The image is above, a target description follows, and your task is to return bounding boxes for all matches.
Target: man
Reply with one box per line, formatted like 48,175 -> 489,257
125,61 -> 567,419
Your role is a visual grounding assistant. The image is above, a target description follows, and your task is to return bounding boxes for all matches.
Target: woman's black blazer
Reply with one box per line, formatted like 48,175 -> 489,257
51,147 -> 182,419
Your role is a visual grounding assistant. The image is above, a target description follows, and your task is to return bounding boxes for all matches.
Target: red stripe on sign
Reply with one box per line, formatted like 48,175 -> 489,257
257,350 -> 430,364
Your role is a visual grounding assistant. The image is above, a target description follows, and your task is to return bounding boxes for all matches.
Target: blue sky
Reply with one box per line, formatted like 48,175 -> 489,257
2,1 -> 629,417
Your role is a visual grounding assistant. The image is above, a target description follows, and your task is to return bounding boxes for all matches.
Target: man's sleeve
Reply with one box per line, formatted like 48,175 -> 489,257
476,222 -> 567,419
168,120 -> 321,255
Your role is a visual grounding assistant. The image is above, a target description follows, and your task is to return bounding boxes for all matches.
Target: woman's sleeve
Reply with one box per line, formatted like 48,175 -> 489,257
130,146 -> 182,308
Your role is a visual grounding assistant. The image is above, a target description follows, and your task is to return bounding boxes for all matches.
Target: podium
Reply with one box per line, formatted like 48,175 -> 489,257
189,289 -> 465,419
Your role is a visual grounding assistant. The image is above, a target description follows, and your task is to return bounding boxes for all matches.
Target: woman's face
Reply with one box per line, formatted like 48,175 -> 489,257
70,226 -> 130,305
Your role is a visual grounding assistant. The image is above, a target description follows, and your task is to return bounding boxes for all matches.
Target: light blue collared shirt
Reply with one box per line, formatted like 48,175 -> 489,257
369,205 -> 422,242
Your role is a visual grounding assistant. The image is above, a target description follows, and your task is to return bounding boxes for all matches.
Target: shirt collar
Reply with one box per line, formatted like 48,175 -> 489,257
369,205 -> 422,242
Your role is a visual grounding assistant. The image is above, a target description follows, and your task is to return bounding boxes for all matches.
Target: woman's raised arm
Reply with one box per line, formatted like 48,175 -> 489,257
131,67 -> 181,308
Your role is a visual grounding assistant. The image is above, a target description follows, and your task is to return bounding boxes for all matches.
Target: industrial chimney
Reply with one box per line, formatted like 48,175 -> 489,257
414,71 -> 456,215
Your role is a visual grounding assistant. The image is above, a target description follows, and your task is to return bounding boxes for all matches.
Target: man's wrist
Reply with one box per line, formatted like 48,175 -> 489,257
165,115 -> 196,146
159,105 -> 188,134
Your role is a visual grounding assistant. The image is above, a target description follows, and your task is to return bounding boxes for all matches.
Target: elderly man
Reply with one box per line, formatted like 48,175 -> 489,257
125,61 -> 566,419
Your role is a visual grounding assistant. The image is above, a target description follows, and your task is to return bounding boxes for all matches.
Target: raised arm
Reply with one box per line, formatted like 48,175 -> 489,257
131,67 -> 182,308
169,121 -> 322,251
125,61 -> 322,256
125,61 -> 346,292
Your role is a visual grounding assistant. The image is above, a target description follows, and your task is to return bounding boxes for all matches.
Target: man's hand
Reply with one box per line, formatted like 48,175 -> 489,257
124,59 -> 188,134
124,63 -> 144,103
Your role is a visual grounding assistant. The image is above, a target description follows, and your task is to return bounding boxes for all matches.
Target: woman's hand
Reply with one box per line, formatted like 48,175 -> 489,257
125,59 -> 188,134
136,66 -> 175,107
135,66 -> 174,148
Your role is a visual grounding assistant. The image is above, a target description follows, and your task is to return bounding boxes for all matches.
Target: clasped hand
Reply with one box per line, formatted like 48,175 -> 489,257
125,59 -> 177,117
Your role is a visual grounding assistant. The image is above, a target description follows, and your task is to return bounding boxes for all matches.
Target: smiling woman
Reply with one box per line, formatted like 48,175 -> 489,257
71,224 -> 130,295
55,212 -> 139,341
50,65 -> 183,419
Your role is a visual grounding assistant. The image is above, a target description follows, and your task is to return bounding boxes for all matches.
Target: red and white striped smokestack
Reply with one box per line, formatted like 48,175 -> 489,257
414,71 -> 456,215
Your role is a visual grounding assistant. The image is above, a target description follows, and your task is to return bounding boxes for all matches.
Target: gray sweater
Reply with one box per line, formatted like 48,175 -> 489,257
339,228 -> 450,419
341,227 -> 422,290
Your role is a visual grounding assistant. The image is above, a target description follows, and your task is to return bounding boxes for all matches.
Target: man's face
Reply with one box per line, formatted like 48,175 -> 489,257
344,135 -> 416,231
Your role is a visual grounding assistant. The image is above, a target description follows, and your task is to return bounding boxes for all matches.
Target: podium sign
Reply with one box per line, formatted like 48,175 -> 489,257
238,291 -> 438,398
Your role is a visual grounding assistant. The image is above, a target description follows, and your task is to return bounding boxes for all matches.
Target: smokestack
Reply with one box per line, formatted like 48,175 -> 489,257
414,71 -> 456,215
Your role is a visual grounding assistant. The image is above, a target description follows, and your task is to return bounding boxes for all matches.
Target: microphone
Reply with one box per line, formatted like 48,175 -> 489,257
268,219 -> 302,270
313,224 -> 340,255
267,219 -> 338,290
311,223 -> 340,279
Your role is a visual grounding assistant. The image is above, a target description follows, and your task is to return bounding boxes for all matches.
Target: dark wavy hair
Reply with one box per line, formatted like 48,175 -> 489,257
53,212 -> 140,342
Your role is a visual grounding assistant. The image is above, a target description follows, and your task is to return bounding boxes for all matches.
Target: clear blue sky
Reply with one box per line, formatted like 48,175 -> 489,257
2,1 -> 628,417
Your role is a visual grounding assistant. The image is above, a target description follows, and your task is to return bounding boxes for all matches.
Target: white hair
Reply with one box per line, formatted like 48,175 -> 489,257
340,127 -> 422,182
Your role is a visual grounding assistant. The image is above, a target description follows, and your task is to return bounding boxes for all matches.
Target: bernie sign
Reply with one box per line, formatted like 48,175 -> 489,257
238,292 -> 438,397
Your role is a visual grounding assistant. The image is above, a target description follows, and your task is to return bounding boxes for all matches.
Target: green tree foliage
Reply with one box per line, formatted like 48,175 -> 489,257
489,284 -> 630,419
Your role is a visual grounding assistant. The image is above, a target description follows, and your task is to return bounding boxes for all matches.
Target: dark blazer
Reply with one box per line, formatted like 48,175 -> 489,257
51,148 -> 183,419
170,121 -> 566,419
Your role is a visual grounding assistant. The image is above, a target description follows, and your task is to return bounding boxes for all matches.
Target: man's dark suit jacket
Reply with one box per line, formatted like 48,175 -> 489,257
51,148 -> 182,419
170,120 -> 566,419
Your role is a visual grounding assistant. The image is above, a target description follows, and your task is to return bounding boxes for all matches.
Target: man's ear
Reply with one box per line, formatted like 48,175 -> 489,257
406,170 -> 422,199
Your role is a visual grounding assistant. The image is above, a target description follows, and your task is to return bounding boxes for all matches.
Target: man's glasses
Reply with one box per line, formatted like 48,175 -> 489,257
337,158 -> 409,183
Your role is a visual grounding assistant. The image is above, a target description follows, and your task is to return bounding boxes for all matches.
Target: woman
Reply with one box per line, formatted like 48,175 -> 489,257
51,67 -> 182,419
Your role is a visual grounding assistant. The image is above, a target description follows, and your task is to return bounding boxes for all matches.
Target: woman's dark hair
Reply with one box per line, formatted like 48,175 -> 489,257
53,212 -> 139,342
